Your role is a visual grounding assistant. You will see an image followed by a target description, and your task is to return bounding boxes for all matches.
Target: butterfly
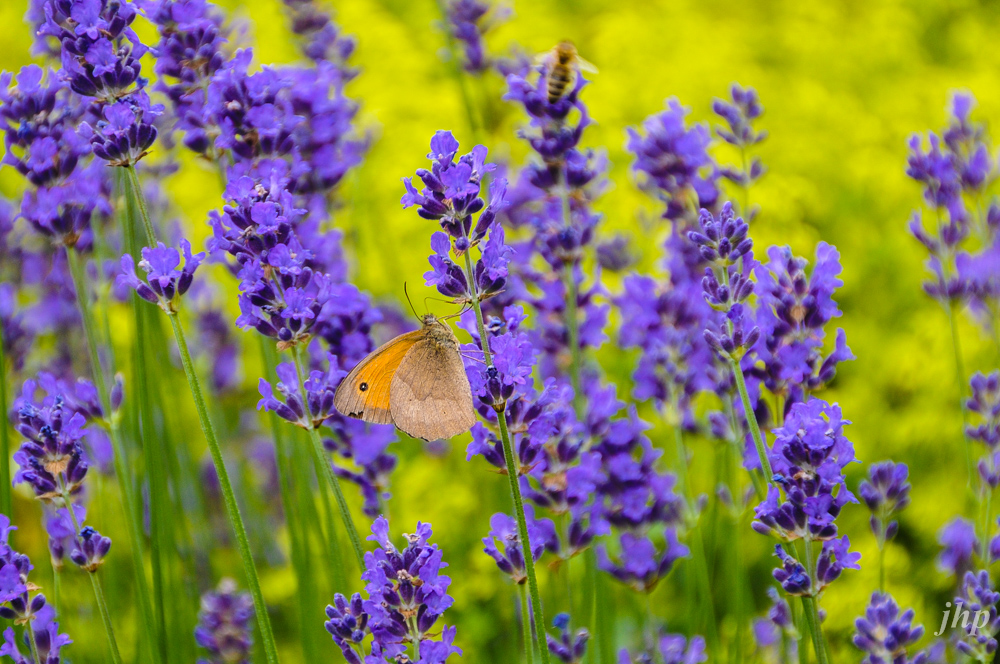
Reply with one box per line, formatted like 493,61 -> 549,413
333,313 -> 477,440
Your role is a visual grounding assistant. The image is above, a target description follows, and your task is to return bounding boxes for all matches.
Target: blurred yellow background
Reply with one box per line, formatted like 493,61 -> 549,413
2,0 -> 999,661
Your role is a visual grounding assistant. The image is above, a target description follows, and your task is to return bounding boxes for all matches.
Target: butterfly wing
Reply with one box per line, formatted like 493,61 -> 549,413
389,338 -> 477,441
333,330 -> 424,424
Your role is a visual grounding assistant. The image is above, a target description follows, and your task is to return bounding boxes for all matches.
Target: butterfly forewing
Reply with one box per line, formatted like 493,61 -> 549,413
333,330 -> 423,424
389,339 -> 477,441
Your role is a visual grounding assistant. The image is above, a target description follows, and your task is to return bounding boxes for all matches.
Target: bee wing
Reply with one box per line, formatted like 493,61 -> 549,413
577,56 -> 599,74
533,50 -> 555,66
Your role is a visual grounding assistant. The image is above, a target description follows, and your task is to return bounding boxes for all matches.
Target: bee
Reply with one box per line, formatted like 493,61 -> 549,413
537,41 -> 598,104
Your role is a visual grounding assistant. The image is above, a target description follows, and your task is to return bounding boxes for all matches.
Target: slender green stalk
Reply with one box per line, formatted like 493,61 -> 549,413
260,340 -> 323,661
130,301 -> 169,664
519,585 -> 537,664
288,347 -> 366,570
65,247 -> 162,664
61,492 -> 122,664
801,540 -> 829,664
305,422 -> 365,569
27,621 -> 42,664
166,314 -> 280,664
878,543 -> 886,593
432,0 -> 483,142
125,166 -> 157,244
462,249 -> 550,664
671,427 -> 719,649
946,301 -> 975,489
0,340 -> 10,516
728,358 -> 774,480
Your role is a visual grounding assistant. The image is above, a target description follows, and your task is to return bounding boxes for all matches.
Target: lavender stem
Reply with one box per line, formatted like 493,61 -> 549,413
289,346 -> 366,570
65,246 -> 162,664
462,248 -> 551,664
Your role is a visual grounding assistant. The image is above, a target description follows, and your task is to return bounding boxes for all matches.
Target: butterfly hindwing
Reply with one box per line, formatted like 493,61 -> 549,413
389,338 -> 477,441
333,330 -> 423,425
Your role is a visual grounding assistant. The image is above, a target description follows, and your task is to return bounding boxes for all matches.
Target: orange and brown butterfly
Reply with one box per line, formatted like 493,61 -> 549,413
333,313 -> 477,441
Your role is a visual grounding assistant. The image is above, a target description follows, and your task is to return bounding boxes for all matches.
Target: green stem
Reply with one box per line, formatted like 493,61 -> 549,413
65,247 -> 162,664
124,160 -> 282,664
672,426 -> 719,649
519,584 -> 537,664
462,249 -> 550,664
88,570 -> 123,664
728,357 -> 774,480
63,494 -> 122,664
801,540 -> 829,664
167,315 -> 281,664
27,621 -> 42,664
288,347 -> 366,571
0,339 -> 10,516
878,543 -> 886,593
432,0 -> 483,142
125,165 -> 157,244
946,301 -> 975,489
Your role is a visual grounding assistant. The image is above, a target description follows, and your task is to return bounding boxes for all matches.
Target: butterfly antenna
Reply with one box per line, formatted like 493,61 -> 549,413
403,283 -> 420,320
440,302 -> 473,321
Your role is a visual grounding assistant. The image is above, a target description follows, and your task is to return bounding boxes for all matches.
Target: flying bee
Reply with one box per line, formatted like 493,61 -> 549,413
536,41 -> 598,104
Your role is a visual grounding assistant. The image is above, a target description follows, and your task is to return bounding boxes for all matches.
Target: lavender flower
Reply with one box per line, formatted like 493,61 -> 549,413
853,592 -> 929,664
40,0 -> 148,101
68,526 -> 111,572
444,0 -> 510,74
195,579 -> 254,664
713,84 -> 767,193
257,354 -> 342,429
0,515 -> 71,662
859,461 -> 910,545
330,516 -> 462,662
282,0 -> 357,66
618,632 -> 707,664
938,517 -> 978,577
968,371 -> 1000,451
753,399 -> 858,543
12,378 -> 90,503
0,65 -> 89,188
749,243 -> 854,409
955,570 -> 1000,661
688,203 -> 760,359
547,613 -> 589,664
81,90 -> 162,166
626,98 -> 718,221
482,504 -> 558,584
145,0 -> 230,154
118,239 -> 204,313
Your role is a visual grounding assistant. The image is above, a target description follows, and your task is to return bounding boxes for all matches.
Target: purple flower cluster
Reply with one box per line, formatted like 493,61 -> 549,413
753,399 -> 860,594
907,93 -> 1000,329
853,592 -> 929,664
79,90 -> 162,166
38,0 -> 147,102
145,0 -> 230,154
749,243 -> 854,409
592,412 -> 688,592
859,461 -> 911,546
118,239 -> 204,313
968,372 -> 1000,487
618,632 -> 707,664
0,515 -> 72,663
627,98 -> 718,221
257,354 -> 341,429
546,613 -> 589,664
325,517 -> 461,663
444,0 -> 510,74
500,58 -> 610,382
713,84 -> 767,193
282,0 -> 357,66
0,65 -> 107,250
752,587 -> 797,662
688,203 -> 760,359
482,505 -> 558,584
195,579 -> 254,664
955,570 -> 1000,660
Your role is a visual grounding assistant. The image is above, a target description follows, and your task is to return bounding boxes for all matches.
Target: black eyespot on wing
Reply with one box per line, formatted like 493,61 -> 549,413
360,382 -> 368,392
